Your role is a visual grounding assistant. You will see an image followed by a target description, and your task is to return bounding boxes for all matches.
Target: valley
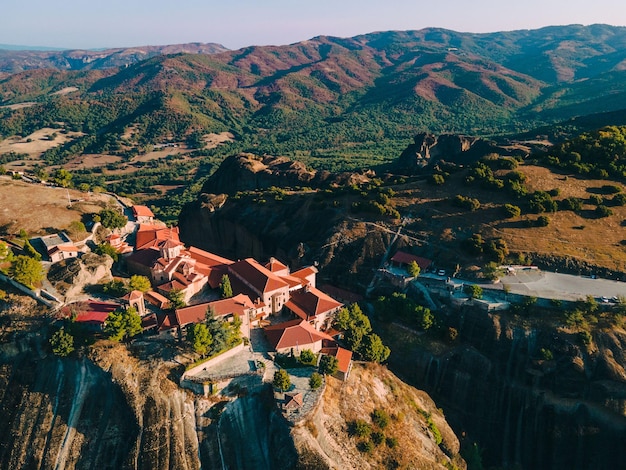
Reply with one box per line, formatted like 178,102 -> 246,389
2,23 -> 626,470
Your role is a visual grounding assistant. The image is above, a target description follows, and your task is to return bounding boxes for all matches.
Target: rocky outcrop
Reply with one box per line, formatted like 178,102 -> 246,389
386,308 -> 626,469
396,132 -> 524,171
202,154 -> 318,195
200,153 -> 375,196
47,253 -> 113,301
292,363 -> 466,469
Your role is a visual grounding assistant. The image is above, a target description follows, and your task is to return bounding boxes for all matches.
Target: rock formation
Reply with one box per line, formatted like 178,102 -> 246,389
47,253 -> 113,301
396,132 -> 525,171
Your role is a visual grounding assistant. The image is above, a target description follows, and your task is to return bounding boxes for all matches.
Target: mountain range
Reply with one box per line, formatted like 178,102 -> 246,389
2,24 -> 626,167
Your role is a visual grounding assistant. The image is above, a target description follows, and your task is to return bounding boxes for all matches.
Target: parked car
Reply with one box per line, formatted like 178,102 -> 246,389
437,269 -> 446,276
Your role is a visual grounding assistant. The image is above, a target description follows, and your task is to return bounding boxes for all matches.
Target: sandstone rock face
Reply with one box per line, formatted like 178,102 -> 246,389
388,310 -> 626,470
202,153 -> 317,195
397,132 -> 521,171
47,253 -> 113,302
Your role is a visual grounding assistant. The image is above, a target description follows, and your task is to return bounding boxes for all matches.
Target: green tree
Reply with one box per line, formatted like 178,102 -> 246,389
94,243 -> 119,262
319,354 -> 339,376
98,208 -> 127,229
273,369 -> 291,392
50,327 -> 74,357
309,372 -> 323,390
187,323 -> 213,356
168,288 -> 186,309
299,348 -> 316,366
9,255 -> 44,288
128,275 -> 151,293
414,305 -> 434,331
334,303 -> 372,351
0,241 -> 15,268
407,260 -> 421,277
464,284 -> 483,299
104,306 -> 142,342
220,274 -> 233,299
359,333 -> 391,363
53,169 -> 73,188
102,279 -> 127,297
22,239 -> 42,260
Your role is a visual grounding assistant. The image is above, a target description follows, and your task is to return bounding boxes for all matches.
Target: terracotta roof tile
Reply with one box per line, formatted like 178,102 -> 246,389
175,294 -> 254,327
264,319 -> 333,351
188,246 -> 234,267
390,251 -> 432,270
229,258 -> 288,295
132,205 -> 155,218
286,286 -> 342,320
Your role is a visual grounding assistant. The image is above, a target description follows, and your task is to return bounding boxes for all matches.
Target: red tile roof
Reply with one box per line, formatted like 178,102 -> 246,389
390,251 -> 432,270
229,258 -> 289,295
264,319 -> 333,351
265,257 -> 289,273
285,286 -> 342,321
135,225 -> 179,250
284,392 -> 303,409
320,345 -> 353,374
318,284 -> 363,304
291,266 -> 318,280
64,300 -> 119,325
132,205 -> 155,218
175,294 -> 254,328
145,290 -> 169,309
188,246 -> 234,267
157,312 -> 178,331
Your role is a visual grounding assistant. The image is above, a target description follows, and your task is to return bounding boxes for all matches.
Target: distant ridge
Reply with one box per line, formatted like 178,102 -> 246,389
0,42 -> 229,73
0,44 -> 68,51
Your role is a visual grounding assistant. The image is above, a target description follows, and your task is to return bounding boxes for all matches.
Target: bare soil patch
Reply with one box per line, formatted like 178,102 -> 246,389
0,177 -> 114,236
0,127 -> 83,162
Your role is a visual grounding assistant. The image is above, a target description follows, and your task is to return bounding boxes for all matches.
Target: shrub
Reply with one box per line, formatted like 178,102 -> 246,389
299,349 -> 316,366
503,204 -> 521,218
595,205 -> 613,218
273,369 -> 291,392
372,409 -> 390,429
371,431 -> 385,446
350,419 -> 372,438
578,330 -> 593,346
539,348 -> 554,361
319,354 -> 339,375
309,372 -> 323,390
50,328 -> 74,357
386,437 -> 398,448
358,440 -> 374,453
446,327 -> 459,343
536,215 -> 550,227
430,174 -> 445,185
464,284 -> 483,299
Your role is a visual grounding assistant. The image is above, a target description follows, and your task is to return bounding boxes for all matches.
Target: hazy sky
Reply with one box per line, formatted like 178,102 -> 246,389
2,0 -> 626,50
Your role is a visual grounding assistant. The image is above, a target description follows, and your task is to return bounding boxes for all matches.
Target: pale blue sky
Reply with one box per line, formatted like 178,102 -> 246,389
2,0 -> 626,50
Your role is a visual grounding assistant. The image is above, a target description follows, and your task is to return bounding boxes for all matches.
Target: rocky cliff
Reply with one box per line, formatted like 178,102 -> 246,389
396,132 -> 526,171
385,307 -> 626,470
0,293 -> 465,469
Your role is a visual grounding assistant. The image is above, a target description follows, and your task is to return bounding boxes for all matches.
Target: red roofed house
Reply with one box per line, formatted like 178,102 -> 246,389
134,224 -> 179,251
122,290 -> 146,316
283,391 -> 303,411
320,344 -> 353,381
39,232 -> 80,263
390,251 -> 432,271
291,266 -> 318,288
174,293 -> 256,338
61,300 -> 120,330
132,205 -> 155,224
264,319 -> 334,355
285,285 -> 343,331
229,258 -> 290,317
265,257 -> 290,277
106,233 -> 133,255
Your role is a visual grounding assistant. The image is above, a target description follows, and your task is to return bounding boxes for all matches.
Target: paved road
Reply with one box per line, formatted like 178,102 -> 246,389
422,269 -> 626,302
498,270 -> 626,301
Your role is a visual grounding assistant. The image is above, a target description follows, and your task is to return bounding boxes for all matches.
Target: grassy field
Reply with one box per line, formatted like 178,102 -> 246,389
394,164 -> 626,273
0,176 -> 115,237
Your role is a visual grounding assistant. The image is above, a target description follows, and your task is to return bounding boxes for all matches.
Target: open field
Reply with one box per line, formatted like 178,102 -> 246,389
394,164 -> 626,273
0,176 -> 116,236
0,127 -> 84,170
